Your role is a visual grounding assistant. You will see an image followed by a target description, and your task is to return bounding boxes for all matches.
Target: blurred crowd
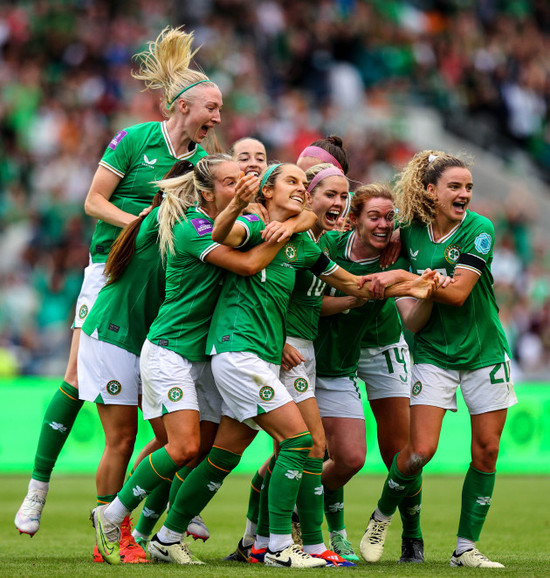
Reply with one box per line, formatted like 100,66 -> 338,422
1,0 -> 549,378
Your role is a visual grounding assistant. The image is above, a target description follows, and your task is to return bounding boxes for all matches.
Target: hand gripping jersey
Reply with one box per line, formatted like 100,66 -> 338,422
91,121 -> 207,262
315,230 -> 407,378
401,210 -> 510,369
82,207 -> 165,355
206,215 -> 338,365
147,206 -> 223,362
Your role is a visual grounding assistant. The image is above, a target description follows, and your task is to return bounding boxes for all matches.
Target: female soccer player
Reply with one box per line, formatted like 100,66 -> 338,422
229,137 -> 268,177
359,151 -> 517,568
139,163 -> 435,569
15,25 -> 221,537
91,154 -> 300,565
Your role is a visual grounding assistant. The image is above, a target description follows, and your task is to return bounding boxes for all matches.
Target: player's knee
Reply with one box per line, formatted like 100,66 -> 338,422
335,450 -> 365,476
407,448 -> 434,470
107,430 -> 137,459
310,431 -> 326,458
472,439 -> 500,471
168,441 -> 200,467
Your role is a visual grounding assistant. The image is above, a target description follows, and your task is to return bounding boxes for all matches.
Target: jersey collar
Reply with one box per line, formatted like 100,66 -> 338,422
345,230 -> 381,264
427,211 -> 467,244
161,121 -> 199,159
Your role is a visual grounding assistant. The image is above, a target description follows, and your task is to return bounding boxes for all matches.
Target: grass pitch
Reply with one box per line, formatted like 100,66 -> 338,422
1,474 -> 548,576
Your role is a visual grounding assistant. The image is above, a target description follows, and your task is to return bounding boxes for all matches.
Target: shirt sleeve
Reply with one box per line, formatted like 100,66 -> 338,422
456,216 -> 495,276
99,126 -> 134,178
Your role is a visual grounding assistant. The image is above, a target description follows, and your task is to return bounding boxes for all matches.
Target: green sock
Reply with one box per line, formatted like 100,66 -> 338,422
164,446 -> 241,534
117,447 -> 176,512
458,464 -> 496,541
269,432 -> 312,535
257,456 -> 276,538
134,479 -> 170,537
32,381 -> 84,482
297,457 -> 324,545
97,494 -> 116,507
399,485 -> 423,539
324,486 -> 345,533
168,465 -> 193,509
246,469 -> 264,525
378,454 -> 422,516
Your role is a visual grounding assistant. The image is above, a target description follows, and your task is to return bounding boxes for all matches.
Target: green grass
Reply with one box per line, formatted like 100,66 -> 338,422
1,474 -> 549,576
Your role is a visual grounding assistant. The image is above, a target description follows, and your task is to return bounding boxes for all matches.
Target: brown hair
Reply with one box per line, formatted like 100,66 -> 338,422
104,159 -> 194,283
306,135 -> 350,175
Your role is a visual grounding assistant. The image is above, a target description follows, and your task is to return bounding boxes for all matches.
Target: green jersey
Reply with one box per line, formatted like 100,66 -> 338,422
82,207 -> 164,356
315,230 -> 407,378
91,121 -> 207,263
207,216 -> 338,364
147,207 -> 222,362
286,231 -> 332,341
401,210 -> 510,369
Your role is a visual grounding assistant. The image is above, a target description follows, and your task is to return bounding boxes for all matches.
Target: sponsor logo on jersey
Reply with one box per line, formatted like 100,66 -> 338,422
106,380 -> 122,396
409,248 -> 419,259
284,243 -> 298,262
108,130 -> 128,150
190,217 -> 213,236
259,385 -> 275,401
476,496 -> 492,506
474,232 -> 492,255
444,244 -> 461,264
284,469 -> 302,480
143,154 -> 157,167
168,387 -> 183,402
293,378 -> 308,393
241,214 -> 260,222
78,304 -> 89,319
49,421 -> 67,432
412,380 -> 422,396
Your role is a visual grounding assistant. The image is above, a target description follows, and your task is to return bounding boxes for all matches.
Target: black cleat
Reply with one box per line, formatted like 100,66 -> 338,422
399,537 -> 424,563
223,538 -> 251,562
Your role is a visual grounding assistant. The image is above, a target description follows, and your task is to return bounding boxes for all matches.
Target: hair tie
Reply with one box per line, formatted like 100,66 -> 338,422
307,167 -> 346,194
167,79 -> 211,109
298,146 -> 343,171
260,163 -> 283,192
428,154 -> 439,163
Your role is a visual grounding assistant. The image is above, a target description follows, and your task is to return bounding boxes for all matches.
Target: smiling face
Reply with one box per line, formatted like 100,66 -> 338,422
180,84 -> 223,143
201,160 -> 240,215
429,167 -> 473,226
351,196 -> 395,256
263,164 -> 308,221
308,175 -> 349,233
232,138 -> 267,176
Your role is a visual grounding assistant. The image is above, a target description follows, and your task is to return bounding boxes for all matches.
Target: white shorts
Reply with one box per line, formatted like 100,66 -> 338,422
78,331 -> 141,405
357,336 -> 411,401
140,339 -> 205,421
315,375 -> 364,420
280,336 -> 316,404
410,356 -> 518,415
196,362 -> 223,424
73,259 -> 107,328
211,351 -> 294,426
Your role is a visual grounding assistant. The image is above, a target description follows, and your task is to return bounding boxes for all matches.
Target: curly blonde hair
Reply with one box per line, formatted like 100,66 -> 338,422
132,26 -> 216,115
394,150 -> 471,226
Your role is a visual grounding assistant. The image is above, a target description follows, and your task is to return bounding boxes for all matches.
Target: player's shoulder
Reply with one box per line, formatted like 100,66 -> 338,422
464,210 -> 494,232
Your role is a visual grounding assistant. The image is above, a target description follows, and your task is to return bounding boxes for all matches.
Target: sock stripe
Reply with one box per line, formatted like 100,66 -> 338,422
207,457 -> 232,473
302,470 -> 322,476
59,386 -> 78,401
407,484 -> 423,498
149,454 -> 172,481
212,445 -> 242,457
251,482 -> 262,494
286,430 -> 311,441
175,471 -> 185,483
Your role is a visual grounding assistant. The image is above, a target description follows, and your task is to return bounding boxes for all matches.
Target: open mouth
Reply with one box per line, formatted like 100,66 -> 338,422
246,169 -> 260,176
325,210 -> 340,225
453,201 -> 467,212
372,232 -> 389,241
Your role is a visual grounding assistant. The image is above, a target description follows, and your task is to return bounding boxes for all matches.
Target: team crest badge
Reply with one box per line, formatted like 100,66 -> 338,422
106,380 -> 122,396
284,243 -> 298,262
259,386 -> 275,401
444,244 -> 461,264
78,304 -> 89,319
294,378 -> 308,393
168,387 -> 183,402
474,233 -> 492,255
412,381 -> 422,396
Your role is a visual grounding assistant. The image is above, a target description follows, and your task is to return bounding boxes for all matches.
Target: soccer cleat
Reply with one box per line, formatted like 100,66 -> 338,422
264,544 -> 328,568
90,505 -> 121,565
223,538 -> 252,562
93,544 -> 104,563
14,488 -> 47,536
360,513 -> 391,563
291,511 -> 303,546
330,533 -> 359,562
311,549 -> 357,567
249,545 -> 267,563
148,535 -> 205,565
450,548 -> 504,568
186,515 -> 210,541
399,537 -> 424,563
120,516 -> 148,563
